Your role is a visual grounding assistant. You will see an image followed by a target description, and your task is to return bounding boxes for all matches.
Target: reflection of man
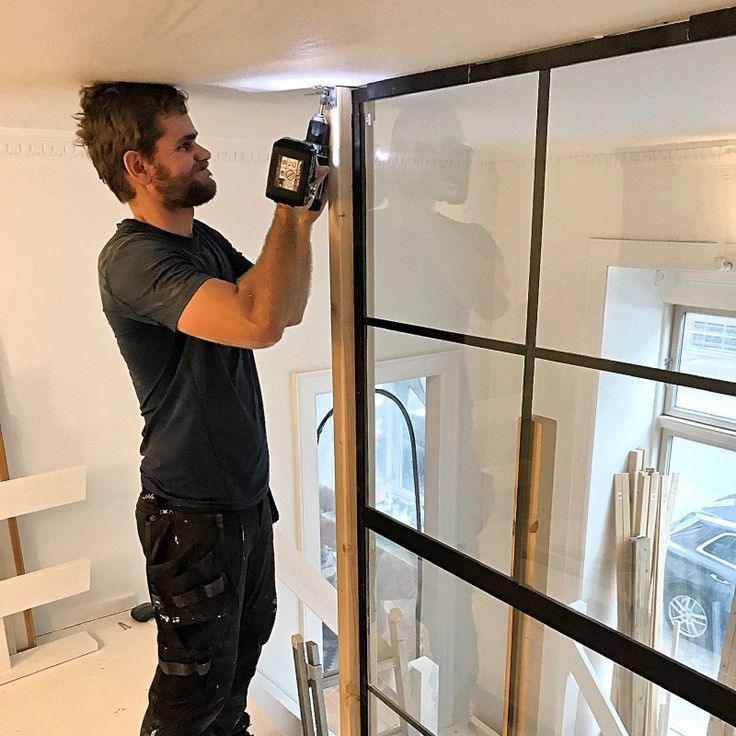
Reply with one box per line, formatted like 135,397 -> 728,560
75,82 -> 326,736
373,106 -> 508,729
373,107 -> 508,332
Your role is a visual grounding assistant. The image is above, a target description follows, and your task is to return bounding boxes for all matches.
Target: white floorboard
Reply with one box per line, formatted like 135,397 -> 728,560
1,611 -> 281,736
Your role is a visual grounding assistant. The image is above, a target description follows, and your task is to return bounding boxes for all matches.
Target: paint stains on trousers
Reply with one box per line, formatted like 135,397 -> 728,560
135,493 -> 277,736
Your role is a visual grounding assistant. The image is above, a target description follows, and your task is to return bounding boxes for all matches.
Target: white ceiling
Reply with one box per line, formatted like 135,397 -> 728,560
1,1 -> 735,92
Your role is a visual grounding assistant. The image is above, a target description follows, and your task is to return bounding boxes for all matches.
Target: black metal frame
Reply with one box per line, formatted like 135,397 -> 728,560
351,7 -> 736,734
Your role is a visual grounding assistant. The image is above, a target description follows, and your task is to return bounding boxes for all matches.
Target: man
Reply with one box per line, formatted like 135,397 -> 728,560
75,82 -> 327,736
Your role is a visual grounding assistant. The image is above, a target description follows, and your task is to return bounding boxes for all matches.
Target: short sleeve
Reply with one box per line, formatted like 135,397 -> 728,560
100,238 -> 211,332
227,244 -> 253,279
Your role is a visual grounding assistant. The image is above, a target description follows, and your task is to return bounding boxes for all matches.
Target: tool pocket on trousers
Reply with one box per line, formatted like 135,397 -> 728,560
138,509 -> 238,675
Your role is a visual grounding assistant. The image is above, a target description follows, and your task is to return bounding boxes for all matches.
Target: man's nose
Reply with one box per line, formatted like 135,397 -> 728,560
195,143 -> 211,161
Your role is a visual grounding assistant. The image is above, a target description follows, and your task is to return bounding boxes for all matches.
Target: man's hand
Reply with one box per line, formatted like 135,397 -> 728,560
282,165 -> 329,226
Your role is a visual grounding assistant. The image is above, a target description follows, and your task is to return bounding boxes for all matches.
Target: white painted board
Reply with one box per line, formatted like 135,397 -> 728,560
0,466 -> 86,520
0,559 -> 90,618
0,631 -> 98,685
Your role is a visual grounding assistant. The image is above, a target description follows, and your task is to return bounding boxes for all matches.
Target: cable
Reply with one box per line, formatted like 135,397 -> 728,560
317,387 -> 424,659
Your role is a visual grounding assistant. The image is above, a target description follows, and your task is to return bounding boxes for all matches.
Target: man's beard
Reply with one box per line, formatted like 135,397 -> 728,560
153,163 -> 217,210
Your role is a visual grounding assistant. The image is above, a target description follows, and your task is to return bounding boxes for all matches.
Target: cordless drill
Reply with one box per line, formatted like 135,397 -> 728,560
265,87 -> 332,210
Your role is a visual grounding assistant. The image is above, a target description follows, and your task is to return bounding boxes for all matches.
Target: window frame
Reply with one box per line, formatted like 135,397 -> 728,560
664,304 -> 736,432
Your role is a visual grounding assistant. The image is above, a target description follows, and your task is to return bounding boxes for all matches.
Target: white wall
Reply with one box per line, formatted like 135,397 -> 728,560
0,83 -> 331,703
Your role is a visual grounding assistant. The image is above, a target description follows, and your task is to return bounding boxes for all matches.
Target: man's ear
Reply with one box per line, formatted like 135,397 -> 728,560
123,150 -> 153,187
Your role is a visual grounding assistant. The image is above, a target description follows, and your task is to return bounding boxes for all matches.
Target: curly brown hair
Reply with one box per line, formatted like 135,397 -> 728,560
74,82 -> 189,203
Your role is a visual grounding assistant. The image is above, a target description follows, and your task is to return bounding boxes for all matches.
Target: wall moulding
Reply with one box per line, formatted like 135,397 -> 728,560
0,129 -> 86,160
0,129 -> 273,164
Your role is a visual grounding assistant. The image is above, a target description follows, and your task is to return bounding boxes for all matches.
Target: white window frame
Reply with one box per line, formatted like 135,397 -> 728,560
663,305 -> 736,433
658,305 -> 736,476
292,350 -> 461,676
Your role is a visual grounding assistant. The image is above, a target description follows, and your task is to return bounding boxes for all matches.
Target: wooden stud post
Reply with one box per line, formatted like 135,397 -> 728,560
504,417 -> 556,735
328,86 -> 361,736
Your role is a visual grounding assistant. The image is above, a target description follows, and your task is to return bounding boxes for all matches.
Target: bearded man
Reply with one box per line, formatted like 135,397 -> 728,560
75,82 -> 326,736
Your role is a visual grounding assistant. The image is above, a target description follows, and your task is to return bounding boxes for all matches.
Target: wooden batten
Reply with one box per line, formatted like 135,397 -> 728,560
328,86 -> 361,736
504,416 -> 557,735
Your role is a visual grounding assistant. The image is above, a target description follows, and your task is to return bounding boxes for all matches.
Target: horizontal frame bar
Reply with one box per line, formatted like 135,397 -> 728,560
354,17 -> 695,103
365,318 -> 736,397
368,684 -> 436,736
366,508 -> 736,728
366,317 -> 526,356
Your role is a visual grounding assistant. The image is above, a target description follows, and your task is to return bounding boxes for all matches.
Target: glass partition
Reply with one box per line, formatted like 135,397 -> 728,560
539,37 -> 736,370
356,17 -> 736,736
370,328 -> 524,575
368,532 -> 718,736
366,74 -> 538,343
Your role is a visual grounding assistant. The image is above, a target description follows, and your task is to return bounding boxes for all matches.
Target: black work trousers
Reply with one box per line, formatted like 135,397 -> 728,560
135,492 -> 277,736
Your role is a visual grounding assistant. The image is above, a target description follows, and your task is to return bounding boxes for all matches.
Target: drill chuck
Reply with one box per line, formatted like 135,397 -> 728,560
265,87 -> 332,209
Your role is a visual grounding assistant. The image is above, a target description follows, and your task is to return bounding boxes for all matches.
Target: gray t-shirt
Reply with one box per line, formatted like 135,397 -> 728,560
98,218 -> 272,511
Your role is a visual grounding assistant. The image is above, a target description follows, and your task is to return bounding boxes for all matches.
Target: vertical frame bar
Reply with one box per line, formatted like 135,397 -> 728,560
505,67 -> 551,735
352,90 -> 371,736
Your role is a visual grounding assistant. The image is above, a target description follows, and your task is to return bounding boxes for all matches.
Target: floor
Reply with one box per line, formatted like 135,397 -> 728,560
1,611 -> 280,736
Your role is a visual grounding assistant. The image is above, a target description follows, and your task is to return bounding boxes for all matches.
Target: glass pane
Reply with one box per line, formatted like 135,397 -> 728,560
367,74 -> 538,343
674,311 -> 736,421
531,358 -> 736,690
664,436 -> 736,664
539,37 -> 736,370
375,378 -> 426,528
368,531 -> 719,735
316,391 -> 337,587
370,327 -> 524,575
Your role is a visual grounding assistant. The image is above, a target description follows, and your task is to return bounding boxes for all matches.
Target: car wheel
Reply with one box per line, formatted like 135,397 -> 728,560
667,587 -> 709,641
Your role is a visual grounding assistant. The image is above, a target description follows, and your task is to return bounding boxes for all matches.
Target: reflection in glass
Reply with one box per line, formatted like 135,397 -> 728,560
368,532 -> 718,736
539,37 -> 736,366
663,437 -> 736,666
367,75 -> 537,342
371,328 -> 524,576
673,311 -> 736,422
532,357 -> 736,731
315,377 -> 430,673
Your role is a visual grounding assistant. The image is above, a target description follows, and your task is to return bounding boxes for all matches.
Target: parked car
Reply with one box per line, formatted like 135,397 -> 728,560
664,494 -> 736,650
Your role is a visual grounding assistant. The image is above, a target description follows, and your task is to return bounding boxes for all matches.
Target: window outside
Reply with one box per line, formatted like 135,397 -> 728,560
661,309 -> 736,732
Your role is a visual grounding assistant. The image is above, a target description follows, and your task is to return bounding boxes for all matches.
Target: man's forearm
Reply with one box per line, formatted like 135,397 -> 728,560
234,205 -> 313,339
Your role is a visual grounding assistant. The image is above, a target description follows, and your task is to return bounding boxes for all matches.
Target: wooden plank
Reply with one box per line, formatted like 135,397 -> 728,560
634,472 -> 651,539
645,472 -> 660,542
612,474 -> 632,728
0,427 -> 35,649
388,607 -> 410,734
504,417 -> 556,735
328,86 -> 360,736
651,475 -> 670,649
631,536 -> 652,736
0,631 -> 98,685
0,465 -> 86,521
627,450 -> 645,519
0,559 -> 90,618
628,449 -> 645,477
658,620 -> 681,736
